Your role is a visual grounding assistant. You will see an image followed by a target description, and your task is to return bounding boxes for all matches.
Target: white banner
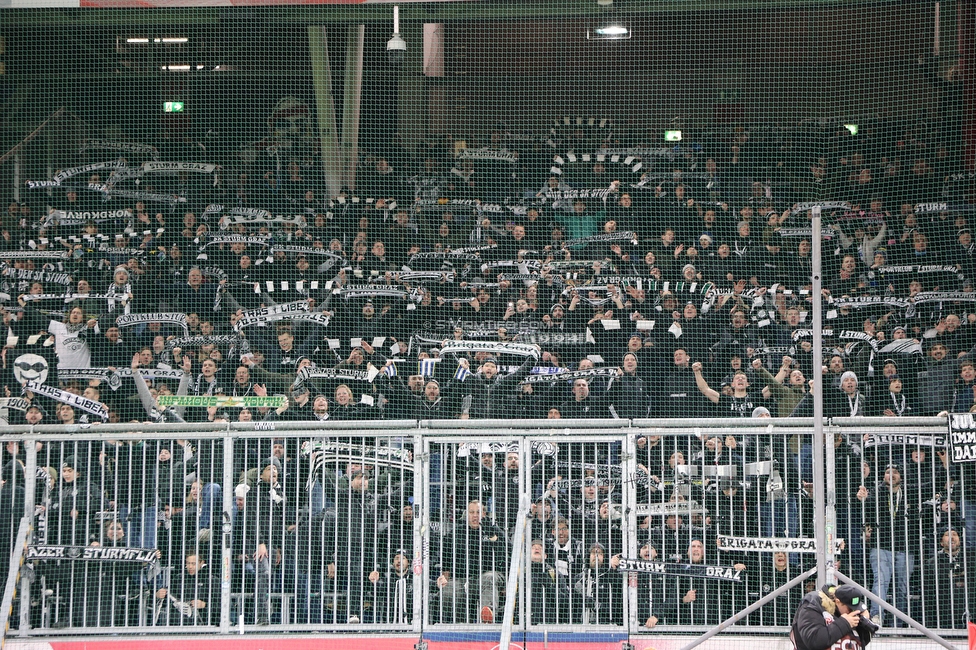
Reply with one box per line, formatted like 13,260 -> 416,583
57,367 -> 187,392
716,535 -> 842,553
48,209 -> 131,226
51,160 -> 127,185
234,300 -> 308,328
457,147 -> 518,163
115,312 -> 189,336
220,213 -> 306,229
441,340 -> 539,358
141,161 -> 217,173
948,413 -> 976,463
81,139 -> 159,159
0,397 -> 30,411
298,366 -> 378,384
24,381 -> 108,420
521,367 -> 617,385
862,433 -> 947,448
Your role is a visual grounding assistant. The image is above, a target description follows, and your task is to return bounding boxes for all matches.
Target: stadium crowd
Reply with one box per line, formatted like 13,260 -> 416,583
0,115 -> 974,631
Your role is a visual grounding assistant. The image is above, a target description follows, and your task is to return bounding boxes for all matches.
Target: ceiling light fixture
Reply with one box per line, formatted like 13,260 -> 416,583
387,5 -> 407,65
126,37 -> 188,44
587,23 -> 631,40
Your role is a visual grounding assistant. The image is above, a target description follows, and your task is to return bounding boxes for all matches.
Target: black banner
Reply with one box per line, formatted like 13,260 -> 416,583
862,433 -> 947,448
0,264 -> 72,286
948,413 -> 976,463
27,545 -> 157,563
521,367 -> 617,385
616,558 -> 743,582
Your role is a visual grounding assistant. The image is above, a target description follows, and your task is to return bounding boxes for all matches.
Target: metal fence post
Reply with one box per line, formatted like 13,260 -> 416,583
519,435 -> 529,633
824,420 -> 838,585
811,204 -> 828,588
412,432 -> 425,634
622,429 -> 639,630
18,437 -> 37,635
418,434 -> 432,631
499,493 -> 530,650
220,434 -> 234,634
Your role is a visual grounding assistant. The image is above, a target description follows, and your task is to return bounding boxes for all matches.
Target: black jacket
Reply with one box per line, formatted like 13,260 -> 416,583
858,483 -> 919,552
240,478 -> 284,552
790,590 -> 873,650
529,560 -> 572,624
158,566 -> 219,626
455,353 -> 537,419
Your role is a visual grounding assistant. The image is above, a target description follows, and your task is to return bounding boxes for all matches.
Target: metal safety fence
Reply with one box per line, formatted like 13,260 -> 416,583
0,417 -> 970,640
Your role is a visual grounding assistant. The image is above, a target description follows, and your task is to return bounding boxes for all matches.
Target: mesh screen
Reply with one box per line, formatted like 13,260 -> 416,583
0,0 -> 974,644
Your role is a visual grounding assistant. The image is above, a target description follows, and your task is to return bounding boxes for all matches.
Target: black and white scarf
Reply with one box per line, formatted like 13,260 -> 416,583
104,282 -> 132,314
195,374 -> 219,396
887,392 -> 908,416
23,381 -> 108,420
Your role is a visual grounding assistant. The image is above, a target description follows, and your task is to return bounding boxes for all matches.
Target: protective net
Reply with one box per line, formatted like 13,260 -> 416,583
0,0 -> 974,647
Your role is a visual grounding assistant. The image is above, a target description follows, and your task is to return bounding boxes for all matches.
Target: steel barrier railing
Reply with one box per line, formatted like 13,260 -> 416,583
0,418 -> 969,640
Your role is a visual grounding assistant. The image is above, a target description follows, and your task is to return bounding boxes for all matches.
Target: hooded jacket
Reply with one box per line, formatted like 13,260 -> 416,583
790,588 -> 873,650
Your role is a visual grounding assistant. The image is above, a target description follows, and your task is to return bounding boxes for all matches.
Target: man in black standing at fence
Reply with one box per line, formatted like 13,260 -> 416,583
661,538 -> 723,626
328,468 -> 378,624
433,499 -> 507,624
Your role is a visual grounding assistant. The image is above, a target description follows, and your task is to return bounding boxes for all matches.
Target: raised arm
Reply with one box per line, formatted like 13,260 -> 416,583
691,361 -> 720,403
131,353 -> 159,419
132,353 -> 189,422
172,355 -> 192,419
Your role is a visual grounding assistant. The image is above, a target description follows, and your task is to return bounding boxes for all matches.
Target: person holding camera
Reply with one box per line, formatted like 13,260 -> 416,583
790,584 -> 875,650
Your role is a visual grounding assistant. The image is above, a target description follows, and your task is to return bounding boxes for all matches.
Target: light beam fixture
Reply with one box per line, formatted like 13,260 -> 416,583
586,22 -> 631,40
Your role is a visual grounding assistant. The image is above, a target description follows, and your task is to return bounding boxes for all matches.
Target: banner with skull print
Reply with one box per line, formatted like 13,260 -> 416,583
6,337 -> 58,396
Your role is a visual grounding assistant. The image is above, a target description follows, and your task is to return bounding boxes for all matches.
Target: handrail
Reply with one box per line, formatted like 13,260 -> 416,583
834,570 -> 958,650
677,566 -> 816,650
0,415 -> 949,440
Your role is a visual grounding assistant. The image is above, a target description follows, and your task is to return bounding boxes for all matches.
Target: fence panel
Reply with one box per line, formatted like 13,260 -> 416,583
423,435 -> 524,627
522,435 -> 628,628
626,426 -> 817,634
832,422 -> 973,631
28,434 -> 226,631
0,419 -> 972,640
